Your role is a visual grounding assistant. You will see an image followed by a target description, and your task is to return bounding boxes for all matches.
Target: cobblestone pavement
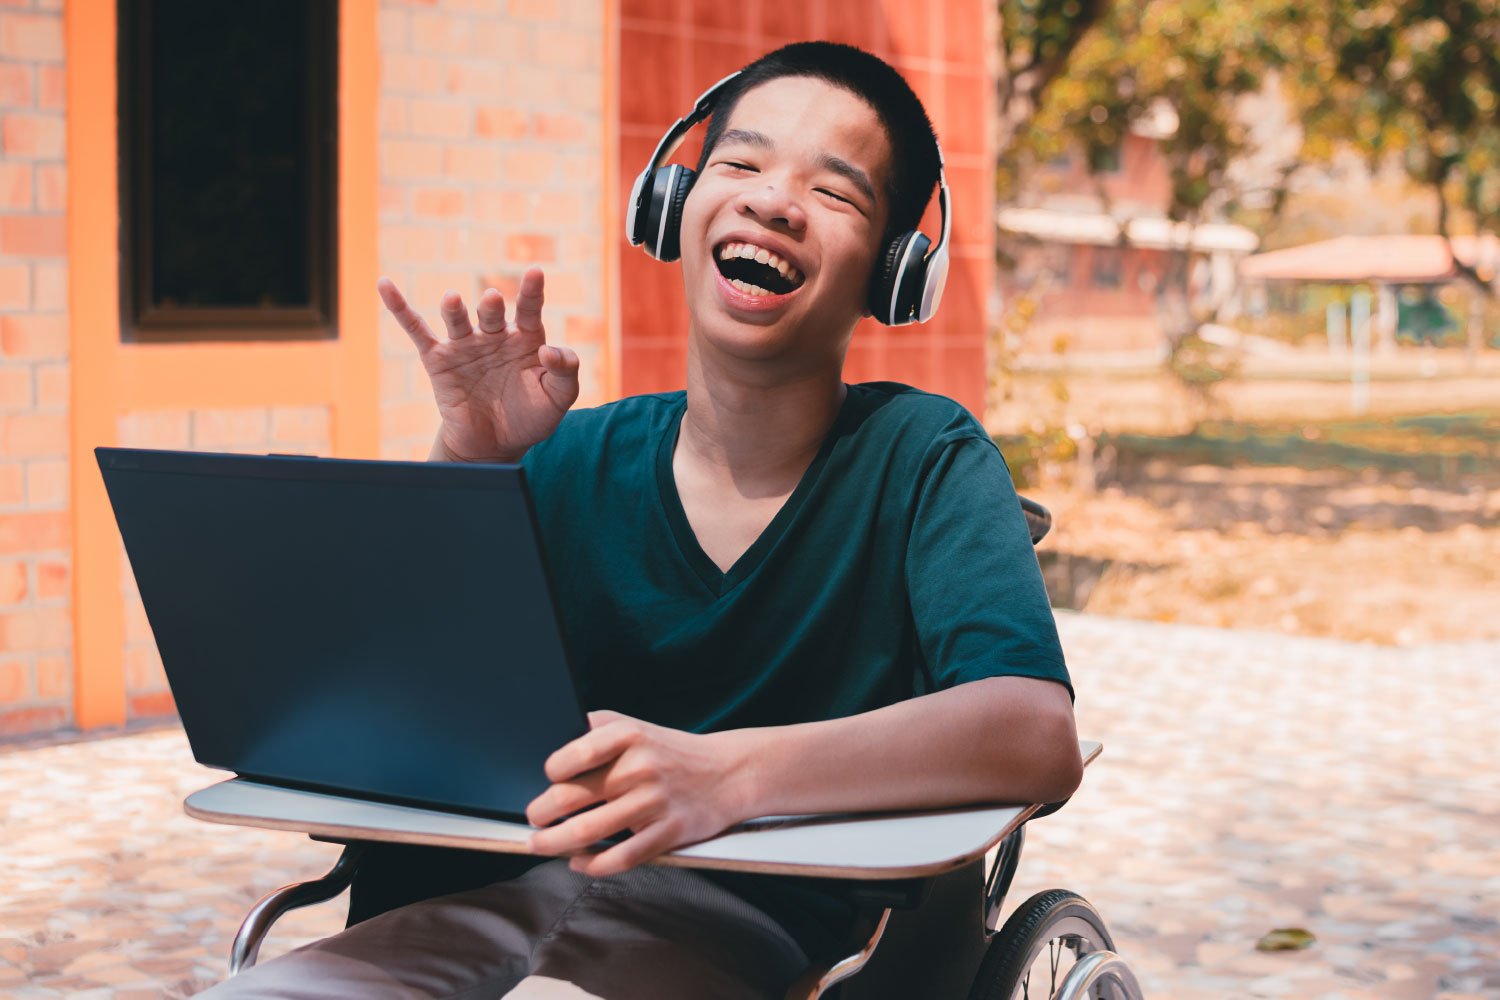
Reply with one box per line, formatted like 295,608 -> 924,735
2,612 -> 1497,999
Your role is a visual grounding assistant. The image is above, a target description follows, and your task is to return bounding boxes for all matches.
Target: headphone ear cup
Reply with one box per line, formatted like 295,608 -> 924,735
869,231 -> 932,325
869,233 -> 913,324
642,164 -> 696,262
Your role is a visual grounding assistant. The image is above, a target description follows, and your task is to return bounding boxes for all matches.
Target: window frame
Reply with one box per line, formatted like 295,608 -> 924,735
116,0 -> 339,343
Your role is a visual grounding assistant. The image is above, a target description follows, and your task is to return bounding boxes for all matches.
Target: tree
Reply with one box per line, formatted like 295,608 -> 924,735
995,0 -> 1114,159
1301,0 -> 1500,295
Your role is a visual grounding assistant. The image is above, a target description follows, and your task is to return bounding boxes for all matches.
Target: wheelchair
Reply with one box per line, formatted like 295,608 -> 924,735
220,498 -> 1145,1000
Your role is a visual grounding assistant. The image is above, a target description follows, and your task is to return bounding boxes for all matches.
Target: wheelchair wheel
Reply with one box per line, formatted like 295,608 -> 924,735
967,889 -> 1139,1000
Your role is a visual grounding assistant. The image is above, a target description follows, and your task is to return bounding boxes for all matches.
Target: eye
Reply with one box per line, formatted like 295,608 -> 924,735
816,187 -> 853,206
717,160 -> 757,173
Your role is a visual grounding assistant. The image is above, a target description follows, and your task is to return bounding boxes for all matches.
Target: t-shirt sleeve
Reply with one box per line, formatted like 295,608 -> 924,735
905,434 -> 1073,699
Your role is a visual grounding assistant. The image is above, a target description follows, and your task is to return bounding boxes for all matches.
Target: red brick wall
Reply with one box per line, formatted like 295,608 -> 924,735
376,0 -> 609,461
617,0 -> 995,413
0,0 -> 69,738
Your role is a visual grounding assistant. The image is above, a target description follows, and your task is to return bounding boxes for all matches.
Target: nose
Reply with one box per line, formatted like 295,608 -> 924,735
737,183 -> 806,232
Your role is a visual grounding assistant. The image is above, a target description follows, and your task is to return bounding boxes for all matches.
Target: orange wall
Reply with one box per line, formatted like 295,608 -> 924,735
616,0 -> 996,414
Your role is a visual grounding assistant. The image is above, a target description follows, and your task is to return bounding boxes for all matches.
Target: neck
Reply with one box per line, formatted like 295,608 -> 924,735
679,335 -> 848,494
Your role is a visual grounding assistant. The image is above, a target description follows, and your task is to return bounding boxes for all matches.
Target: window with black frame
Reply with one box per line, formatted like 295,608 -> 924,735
118,0 -> 337,342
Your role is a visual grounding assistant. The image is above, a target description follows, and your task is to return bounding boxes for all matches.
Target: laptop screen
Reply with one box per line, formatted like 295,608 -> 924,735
96,448 -> 589,821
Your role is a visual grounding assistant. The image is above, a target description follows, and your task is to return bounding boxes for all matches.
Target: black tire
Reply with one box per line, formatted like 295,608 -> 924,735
966,889 -> 1121,1000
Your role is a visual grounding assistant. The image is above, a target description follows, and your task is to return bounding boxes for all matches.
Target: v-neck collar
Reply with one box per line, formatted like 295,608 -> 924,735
655,391 -> 852,597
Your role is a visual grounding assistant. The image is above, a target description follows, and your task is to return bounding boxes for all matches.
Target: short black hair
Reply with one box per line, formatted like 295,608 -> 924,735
694,42 -> 941,239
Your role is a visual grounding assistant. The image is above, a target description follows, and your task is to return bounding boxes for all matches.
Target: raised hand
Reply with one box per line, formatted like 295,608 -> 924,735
379,267 -> 580,463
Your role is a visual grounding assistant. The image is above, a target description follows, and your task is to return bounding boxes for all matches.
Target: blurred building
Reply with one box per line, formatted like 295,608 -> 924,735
0,0 -> 996,738
997,120 -> 1258,356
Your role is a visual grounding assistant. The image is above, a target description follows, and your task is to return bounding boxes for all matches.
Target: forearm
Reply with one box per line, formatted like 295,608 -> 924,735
715,675 -> 1082,822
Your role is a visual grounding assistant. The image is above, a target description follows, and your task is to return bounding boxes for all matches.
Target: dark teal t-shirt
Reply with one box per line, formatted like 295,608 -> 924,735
517,381 -> 1070,957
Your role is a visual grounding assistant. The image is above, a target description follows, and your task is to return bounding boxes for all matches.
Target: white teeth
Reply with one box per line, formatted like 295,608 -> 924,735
729,278 -> 772,297
716,241 -> 805,287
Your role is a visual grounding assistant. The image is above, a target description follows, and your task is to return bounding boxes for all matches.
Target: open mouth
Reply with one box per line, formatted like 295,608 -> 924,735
714,241 -> 806,297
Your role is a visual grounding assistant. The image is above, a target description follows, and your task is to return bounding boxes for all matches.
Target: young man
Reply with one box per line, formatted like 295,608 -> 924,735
207,42 -> 1080,1000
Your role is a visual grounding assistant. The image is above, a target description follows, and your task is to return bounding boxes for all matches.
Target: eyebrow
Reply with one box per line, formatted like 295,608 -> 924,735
716,128 -> 878,206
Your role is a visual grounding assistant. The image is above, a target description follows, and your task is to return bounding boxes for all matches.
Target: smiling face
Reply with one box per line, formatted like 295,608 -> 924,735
678,75 -> 893,371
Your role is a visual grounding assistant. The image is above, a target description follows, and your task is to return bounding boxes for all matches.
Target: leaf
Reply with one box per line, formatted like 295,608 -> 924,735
1256,927 -> 1317,951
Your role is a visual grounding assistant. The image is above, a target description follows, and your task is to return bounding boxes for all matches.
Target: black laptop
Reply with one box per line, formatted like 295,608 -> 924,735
95,447 -> 590,822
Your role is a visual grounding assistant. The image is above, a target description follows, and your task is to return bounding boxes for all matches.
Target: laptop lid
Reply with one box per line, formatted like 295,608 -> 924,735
95,447 -> 589,821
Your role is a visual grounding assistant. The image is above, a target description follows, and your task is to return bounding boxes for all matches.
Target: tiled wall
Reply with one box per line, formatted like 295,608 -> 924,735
375,0 -> 610,461
0,0 -> 69,738
617,0 -> 995,413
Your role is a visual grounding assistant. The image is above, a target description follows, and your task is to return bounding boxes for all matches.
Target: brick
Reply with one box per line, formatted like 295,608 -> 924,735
34,363 -> 64,408
441,228 -> 504,265
37,64 -> 62,110
445,62 -> 503,97
0,463 -> 21,505
506,233 -> 556,263
378,8 -> 409,50
34,652 -> 65,699
191,408 -> 269,450
34,557 -> 65,601
381,138 -> 444,179
510,0 -> 561,20
32,262 -> 63,311
474,189 -> 530,225
0,605 -> 69,652
380,357 -> 411,402
412,187 -> 466,219
565,314 -> 606,346
504,149 -> 559,186
0,656 -> 29,702
36,163 -> 62,211
124,643 -> 165,691
1,112 -> 64,159
0,262 -> 29,309
0,366 -> 28,410
410,10 -> 472,54
543,270 -> 589,308
534,191 -> 583,227
476,272 -> 522,301
0,703 -> 67,736
379,96 -> 410,135
123,595 -> 151,644
382,399 -> 439,439
0,511 -> 64,555
558,70 -> 602,113
504,64 -> 561,107
0,560 -> 24,605
0,215 -> 64,256
0,63 -> 30,107
533,29 -> 597,70
443,144 -> 502,182
0,412 -> 65,457
560,233 -> 602,264
474,104 -> 527,140
534,111 -> 589,144
0,161 -> 29,209
270,406 -> 330,445
470,20 -> 531,53
380,183 -> 405,218
128,690 -> 176,720
379,224 -> 441,264
116,410 -> 189,450
25,458 -> 65,507
380,52 -> 446,94
560,152 -> 601,186
409,98 -> 471,139
0,12 -> 63,62
0,314 -> 65,359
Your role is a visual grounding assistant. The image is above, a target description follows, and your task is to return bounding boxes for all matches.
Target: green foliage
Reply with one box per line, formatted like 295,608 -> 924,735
1300,1 -> 1500,241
